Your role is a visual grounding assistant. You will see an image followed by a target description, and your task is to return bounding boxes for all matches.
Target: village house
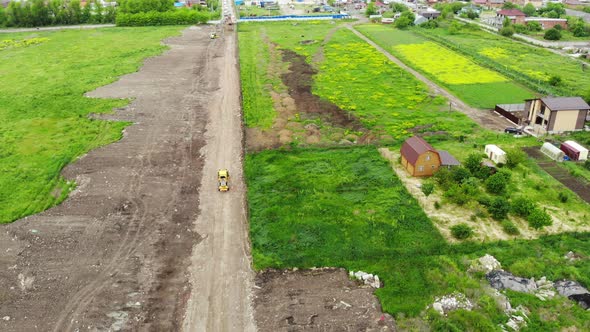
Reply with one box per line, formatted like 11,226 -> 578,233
524,97 -> 590,134
400,136 -> 460,177
495,9 -> 526,26
419,10 -> 441,20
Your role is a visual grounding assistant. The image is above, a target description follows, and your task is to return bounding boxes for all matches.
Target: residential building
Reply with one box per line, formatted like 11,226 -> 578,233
400,136 -> 441,177
524,97 -> 590,133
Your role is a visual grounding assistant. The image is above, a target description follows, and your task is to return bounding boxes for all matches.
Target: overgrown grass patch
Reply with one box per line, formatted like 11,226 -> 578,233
424,25 -> 590,97
314,28 -> 476,138
356,24 -> 534,109
0,26 -> 184,223
245,146 -> 590,327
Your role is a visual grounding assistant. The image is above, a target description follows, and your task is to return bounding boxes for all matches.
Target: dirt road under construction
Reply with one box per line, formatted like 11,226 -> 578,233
0,24 -> 255,331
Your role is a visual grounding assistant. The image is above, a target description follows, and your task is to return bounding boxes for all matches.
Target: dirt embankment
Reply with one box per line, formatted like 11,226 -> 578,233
0,26 -> 217,331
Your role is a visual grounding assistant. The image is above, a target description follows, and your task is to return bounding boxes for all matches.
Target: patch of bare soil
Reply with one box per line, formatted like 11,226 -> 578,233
0,26 -> 217,331
254,268 -> 396,331
246,44 -> 373,151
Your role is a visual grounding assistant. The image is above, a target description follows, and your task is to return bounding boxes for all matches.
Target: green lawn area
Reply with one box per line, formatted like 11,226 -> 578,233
423,24 -> 590,97
356,24 -> 535,109
245,146 -> 590,329
0,26 -> 184,223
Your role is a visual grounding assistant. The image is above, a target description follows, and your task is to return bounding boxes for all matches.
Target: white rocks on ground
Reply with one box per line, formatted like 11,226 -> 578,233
431,293 -> 473,316
349,271 -> 381,288
469,254 -> 502,274
504,306 -> 529,332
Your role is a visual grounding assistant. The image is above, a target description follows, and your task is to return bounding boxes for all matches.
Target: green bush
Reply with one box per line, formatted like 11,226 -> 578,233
527,21 -> 542,32
584,160 -> 590,171
488,196 -> 510,220
422,182 -> 435,197
548,75 -> 562,86
505,148 -> 527,168
116,9 -> 210,26
451,223 -> 474,240
527,208 -> 552,229
502,220 -> 520,235
117,0 -> 174,14
485,172 -> 509,194
434,201 -> 441,209
558,191 -> 569,203
544,28 -> 561,40
511,197 -> 535,217
513,24 -> 528,34
500,26 -> 515,37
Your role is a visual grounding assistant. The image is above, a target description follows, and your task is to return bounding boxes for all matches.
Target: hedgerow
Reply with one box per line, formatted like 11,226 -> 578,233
116,9 -> 210,26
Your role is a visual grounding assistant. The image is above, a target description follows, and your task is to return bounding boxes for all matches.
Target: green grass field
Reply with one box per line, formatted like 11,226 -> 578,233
0,27 -> 184,223
239,22 -> 478,140
356,25 -> 535,109
245,146 -> 590,328
424,25 -> 590,97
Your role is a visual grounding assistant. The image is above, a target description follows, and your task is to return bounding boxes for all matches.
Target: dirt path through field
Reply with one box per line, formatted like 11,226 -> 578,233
0,26 -> 225,331
181,25 -> 257,331
348,25 -> 514,132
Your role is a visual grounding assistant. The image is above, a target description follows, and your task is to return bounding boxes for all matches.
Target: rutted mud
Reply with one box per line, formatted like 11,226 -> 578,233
246,46 -> 370,151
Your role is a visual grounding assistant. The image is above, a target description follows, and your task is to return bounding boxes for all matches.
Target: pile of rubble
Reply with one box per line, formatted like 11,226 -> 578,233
349,270 -> 381,288
431,293 -> 473,316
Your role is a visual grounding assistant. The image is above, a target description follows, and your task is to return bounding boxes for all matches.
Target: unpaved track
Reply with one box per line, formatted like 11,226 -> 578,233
348,26 -> 514,131
0,26 -> 223,331
182,24 -> 257,332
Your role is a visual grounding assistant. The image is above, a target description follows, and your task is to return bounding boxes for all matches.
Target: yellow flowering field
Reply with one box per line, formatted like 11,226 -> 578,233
394,42 -> 508,85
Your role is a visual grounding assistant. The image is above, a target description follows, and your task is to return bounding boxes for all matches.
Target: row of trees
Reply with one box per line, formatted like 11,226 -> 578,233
0,0 -> 219,27
0,0 -> 116,27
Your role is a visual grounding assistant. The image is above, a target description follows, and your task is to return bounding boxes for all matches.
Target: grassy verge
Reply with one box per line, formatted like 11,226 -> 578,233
355,24 -> 535,109
0,26 -> 184,223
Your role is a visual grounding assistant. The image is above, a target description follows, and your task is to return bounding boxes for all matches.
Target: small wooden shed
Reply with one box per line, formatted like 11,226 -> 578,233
484,144 -> 507,164
400,136 -> 441,177
540,142 -> 565,162
561,141 -> 589,161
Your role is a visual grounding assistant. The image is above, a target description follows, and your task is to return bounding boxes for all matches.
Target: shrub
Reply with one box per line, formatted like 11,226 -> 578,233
513,24 -> 528,34
500,26 -> 515,37
419,19 -> 439,29
464,153 -> 483,175
422,182 -> 435,197
502,220 -> 520,235
485,172 -> 509,194
584,160 -> 590,171
544,28 -> 561,40
451,223 -> 474,240
505,148 -> 527,168
554,23 -> 563,31
466,10 -> 479,20
395,16 -> 412,29
434,201 -> 441,209
527,208 -> 552,229
449,21 -> 462,35
511,197 -> 535,217
558,191 -> 569,203
451,167 -> 471,184
117,0 -> 175,14
488,197 -> 510,220
434,168 -> 453,189
527,21 -> 542,32
116,9 -> 211,26
523,3 -> 536,16
548,75 -> 562,86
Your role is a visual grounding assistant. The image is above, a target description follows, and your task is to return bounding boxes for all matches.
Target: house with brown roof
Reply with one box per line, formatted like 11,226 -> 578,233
496,9 -> 526,26
524,97 -> 590,133
400,136 -> 460,177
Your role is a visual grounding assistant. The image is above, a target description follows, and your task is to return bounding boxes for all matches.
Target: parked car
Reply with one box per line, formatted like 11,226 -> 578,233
504,127 -> 522,134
